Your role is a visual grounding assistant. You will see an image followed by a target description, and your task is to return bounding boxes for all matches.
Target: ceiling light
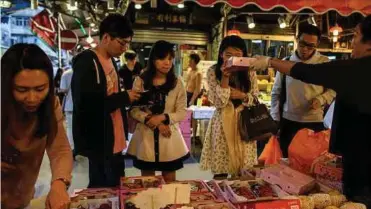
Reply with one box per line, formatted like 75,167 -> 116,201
333,30 -> 339,36
86,27 -> 94,44
86,36 -> 94,44
135,4 -> 142,9
330,24 -> 343,36
252,40 -> 262,44
92,27 -> 98,32
90,43 -> 97,48
0,1 -> 12,8
90,23 -> 95,27
278,16 -> 287,29
246,16 -> 255,29
67,0 -> 77,11
177,3 -> 185,9
308,16 -> 317,26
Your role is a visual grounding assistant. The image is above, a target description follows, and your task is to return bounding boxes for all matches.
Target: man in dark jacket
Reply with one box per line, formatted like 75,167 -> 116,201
119,51 -> 142,90
72,14 -> 140,188
251,15 -> 371,207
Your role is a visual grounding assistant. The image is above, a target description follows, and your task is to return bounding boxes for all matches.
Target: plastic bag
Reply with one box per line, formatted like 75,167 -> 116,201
324,102 -> 335,129
289,129 -> 330,174
258,136 -> 283,165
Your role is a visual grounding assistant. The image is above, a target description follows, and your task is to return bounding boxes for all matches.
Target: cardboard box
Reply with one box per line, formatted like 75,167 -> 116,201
232,199 -> 301,209
224,180 -> 278,203
260,164 -> 315,195
313,156 -> 342,182
70,188 -> 119,209
120,176 -> 165,191
225,57 -> 257,72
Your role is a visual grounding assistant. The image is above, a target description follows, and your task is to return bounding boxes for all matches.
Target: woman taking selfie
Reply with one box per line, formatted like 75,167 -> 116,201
200,36 -> 259,179
1,44 -> 73,209
127,40 -> 189,182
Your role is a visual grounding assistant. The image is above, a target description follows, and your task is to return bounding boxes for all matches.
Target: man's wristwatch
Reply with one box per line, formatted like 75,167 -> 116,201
53,178 -> 71,190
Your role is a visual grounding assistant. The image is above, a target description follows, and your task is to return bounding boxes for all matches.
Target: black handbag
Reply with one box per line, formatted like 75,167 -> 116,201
239,101 -> 279,142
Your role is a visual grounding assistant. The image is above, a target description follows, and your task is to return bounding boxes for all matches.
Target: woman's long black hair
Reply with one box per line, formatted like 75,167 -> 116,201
1,43 -> 57,143
140,40 -> 177,93
215,35 -> 251,92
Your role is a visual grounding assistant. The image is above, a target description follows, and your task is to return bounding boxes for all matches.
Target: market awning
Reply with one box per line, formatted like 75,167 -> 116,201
163,0 -> 371,16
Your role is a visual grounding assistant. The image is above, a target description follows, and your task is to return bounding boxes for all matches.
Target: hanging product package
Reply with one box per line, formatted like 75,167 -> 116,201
288,129 -> 330,174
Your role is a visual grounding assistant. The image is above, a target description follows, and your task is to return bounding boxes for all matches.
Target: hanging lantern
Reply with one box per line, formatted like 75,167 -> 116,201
330,24 -> 343,36
227,29 -> 241,36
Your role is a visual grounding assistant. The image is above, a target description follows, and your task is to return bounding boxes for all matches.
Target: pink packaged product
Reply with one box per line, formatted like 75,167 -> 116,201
120,176 -> 165,191
176,180 -> 211,193
206,181 -> 229,202
260,164 -> 315,195
224,180 -> 278,203
225,57 -> 257,72
70,188 -> 119,209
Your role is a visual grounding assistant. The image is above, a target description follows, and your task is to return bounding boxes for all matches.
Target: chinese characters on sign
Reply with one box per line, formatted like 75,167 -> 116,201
150,13 -> 189,25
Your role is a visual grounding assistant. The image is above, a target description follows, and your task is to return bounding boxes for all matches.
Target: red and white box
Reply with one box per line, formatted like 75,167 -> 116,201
233,199 -> 301,209
120,176 -> 165,191
312,154 -> 342,182
70,188 -> 119,209
225,57 -> 257,72
260,164 -> 315,195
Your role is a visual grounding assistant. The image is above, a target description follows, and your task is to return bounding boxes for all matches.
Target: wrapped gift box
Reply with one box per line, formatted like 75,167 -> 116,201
312,154 -> 343,182
225,57 -> 257,72
260,164 -> 315,195
232,199 -> 301,209
70,188 -> 119,209
120,176 -> 165,191
223,180 -> 278,204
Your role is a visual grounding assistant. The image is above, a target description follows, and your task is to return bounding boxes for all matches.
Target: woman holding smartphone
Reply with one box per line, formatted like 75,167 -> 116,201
127,40 -> 189,182
1,44 -> 73,209
200,35 -> 259,179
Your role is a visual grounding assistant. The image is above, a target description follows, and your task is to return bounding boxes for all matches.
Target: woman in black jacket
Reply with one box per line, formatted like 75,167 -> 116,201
251,15 -> 371,207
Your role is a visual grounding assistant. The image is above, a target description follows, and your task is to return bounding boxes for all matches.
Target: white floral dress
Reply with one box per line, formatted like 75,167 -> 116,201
200,67 -> 259,174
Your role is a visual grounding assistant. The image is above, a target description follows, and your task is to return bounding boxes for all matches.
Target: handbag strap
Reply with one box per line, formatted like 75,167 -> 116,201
62,79 -> 72,112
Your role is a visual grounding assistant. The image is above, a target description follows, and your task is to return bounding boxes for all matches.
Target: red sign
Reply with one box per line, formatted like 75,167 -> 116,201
165,0 -> 371,16
60,30 -> 78,50
30,9 -> 58,47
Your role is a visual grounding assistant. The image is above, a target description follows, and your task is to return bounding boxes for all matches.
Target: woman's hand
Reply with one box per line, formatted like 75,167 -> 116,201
230,88 -> 247,100
221,62 -> 231,77
46,180 -> 70,209
146,114 -> 165,129
158,124 -> 171,138
127,90 -> 141,103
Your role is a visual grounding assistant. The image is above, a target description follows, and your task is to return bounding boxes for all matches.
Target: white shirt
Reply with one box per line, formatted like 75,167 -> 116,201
60,69 -> 73,112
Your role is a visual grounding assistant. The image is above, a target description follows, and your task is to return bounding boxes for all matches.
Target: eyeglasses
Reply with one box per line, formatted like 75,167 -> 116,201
115,38 -> 131,47
298,41 -> 317,50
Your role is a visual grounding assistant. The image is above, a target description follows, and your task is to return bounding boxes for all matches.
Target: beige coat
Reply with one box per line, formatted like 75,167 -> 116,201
127,77 -> 189,162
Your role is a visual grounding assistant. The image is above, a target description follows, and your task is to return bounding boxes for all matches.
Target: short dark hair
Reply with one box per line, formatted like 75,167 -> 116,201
189,54 -> 201,65
124,51 -> 137,61
99,14 -> 134,39
298,23 -> 321,41
1,43 -> 57,144
360,15 -> 371,43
